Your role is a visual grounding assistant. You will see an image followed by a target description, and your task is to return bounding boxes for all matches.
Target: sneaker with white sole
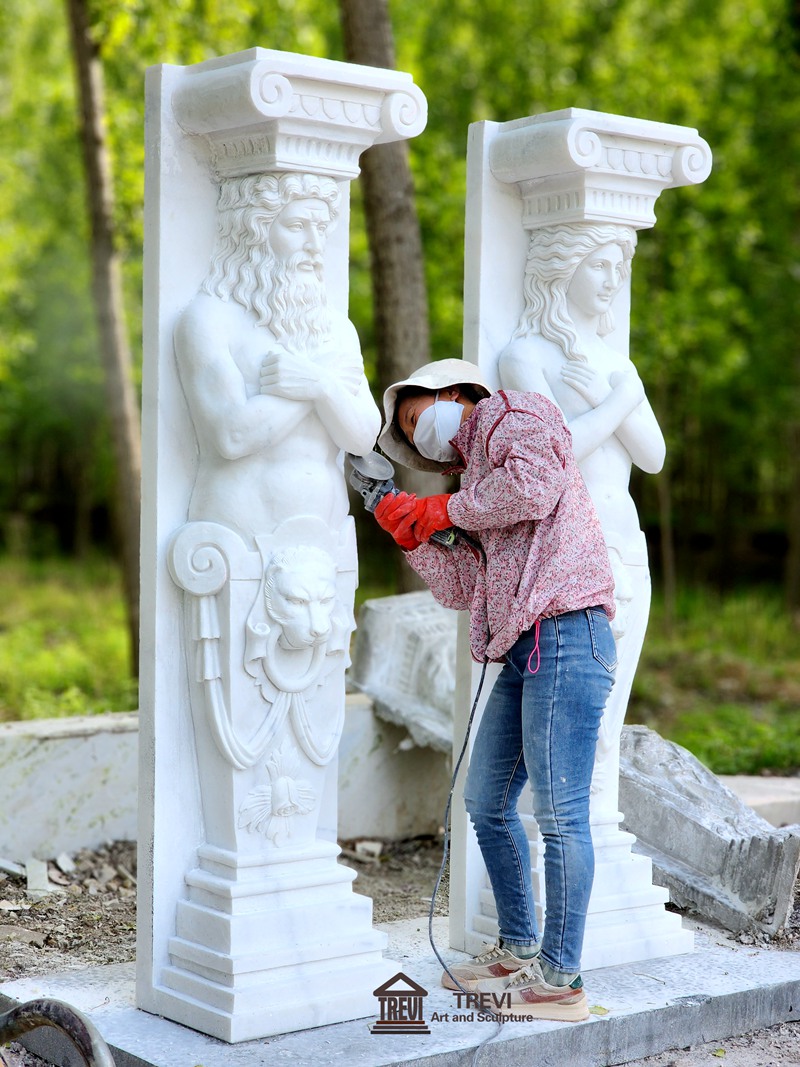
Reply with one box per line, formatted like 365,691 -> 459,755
491,961 -> 589,1022
441,942 -> 537,991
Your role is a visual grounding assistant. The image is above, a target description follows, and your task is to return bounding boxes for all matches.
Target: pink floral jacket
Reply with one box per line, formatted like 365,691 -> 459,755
406,390 -> 615,662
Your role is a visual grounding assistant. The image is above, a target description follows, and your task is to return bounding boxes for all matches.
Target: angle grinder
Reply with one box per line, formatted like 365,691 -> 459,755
347,451 -> 460,549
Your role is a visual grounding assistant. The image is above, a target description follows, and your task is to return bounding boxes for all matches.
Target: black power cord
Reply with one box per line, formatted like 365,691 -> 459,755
426,661 -> 510,1064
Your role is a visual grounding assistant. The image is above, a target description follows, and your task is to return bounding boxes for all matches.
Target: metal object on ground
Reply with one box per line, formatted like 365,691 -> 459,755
0,998 -> 115,1066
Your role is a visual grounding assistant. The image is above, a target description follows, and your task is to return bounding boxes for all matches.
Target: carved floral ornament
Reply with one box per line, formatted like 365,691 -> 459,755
171,50 -> 427,180
238,741 -> 316,845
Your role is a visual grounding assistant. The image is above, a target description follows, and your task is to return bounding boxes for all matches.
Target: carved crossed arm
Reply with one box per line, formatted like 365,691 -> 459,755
560,363 -> 665,473
258,318 -> 381,456
175,303 -> 312,460
499,344 -> 664,474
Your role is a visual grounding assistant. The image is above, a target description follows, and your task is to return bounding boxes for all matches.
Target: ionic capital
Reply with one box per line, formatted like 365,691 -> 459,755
488,107 -> 712,230
171,48 -> 427,180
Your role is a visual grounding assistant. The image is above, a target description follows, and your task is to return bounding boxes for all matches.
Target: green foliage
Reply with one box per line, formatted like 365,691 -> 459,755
630,588 -> 800,774
0,0 -> 341,553
0,557 -> 137,720
667,703 -> 800,777
0,0 -> 799,581
0,0 -> 115,552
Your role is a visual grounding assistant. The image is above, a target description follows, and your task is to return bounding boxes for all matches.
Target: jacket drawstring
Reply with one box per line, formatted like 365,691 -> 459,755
526,619 -> 541,675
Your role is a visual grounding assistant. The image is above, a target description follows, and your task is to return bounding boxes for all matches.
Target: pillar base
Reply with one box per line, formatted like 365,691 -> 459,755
145,841 -> 393,1041
466,815 -> 694,968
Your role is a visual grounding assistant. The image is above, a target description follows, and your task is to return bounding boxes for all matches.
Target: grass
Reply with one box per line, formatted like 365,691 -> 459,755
0,554 -> 797,777
631,587 -> 800,775
0,556 -> 137,722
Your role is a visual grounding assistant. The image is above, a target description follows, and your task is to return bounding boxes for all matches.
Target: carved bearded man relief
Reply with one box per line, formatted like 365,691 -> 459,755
169,172 -> 378,798
173,171 -> 380,547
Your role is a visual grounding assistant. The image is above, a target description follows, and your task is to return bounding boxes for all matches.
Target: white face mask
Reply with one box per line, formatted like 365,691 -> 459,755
413,394 -> 463,463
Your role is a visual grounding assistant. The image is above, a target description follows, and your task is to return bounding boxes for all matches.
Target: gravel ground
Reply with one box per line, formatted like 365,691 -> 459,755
0,837 -> 797,1066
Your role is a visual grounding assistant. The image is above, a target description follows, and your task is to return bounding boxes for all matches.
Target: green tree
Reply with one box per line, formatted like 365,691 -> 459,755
66,0 -> 142,670
1,0 -> 799,612
0,0 -> 109,558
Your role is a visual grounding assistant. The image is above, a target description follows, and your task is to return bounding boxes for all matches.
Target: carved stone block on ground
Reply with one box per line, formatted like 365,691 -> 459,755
349,591 -> 458,752
620,725 -> 800,936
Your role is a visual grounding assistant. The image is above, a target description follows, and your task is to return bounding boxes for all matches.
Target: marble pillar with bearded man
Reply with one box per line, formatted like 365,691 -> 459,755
137,49 -> 430,1040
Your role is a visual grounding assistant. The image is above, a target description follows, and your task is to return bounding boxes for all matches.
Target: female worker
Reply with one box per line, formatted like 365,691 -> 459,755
373,358 -> 616,1023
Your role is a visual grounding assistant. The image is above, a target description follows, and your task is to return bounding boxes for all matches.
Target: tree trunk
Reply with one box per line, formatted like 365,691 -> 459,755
785,5 -> 800,622
65,0 -> 141,673
785,423 -> 800,623
339,0 -> 442,591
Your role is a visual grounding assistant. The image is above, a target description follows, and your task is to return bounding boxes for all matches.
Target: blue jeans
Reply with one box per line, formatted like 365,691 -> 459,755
463,608 -> 616,981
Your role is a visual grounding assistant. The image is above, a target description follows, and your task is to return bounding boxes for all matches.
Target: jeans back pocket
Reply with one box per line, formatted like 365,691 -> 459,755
587,608 -> 617,672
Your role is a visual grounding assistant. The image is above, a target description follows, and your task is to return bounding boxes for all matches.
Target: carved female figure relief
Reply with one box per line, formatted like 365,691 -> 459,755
497,223 -> 665,815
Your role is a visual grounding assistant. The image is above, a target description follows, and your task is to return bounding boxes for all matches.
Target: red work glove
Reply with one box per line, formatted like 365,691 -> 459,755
374,491 -> 422,551
414,494 -> 453,543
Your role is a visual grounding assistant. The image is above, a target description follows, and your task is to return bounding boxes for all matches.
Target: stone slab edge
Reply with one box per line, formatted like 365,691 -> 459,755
2,980 -> 798,1067
2,931 -> 799,1067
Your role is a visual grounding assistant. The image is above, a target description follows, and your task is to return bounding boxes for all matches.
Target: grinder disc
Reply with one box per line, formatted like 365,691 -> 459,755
347,451 -> 395,481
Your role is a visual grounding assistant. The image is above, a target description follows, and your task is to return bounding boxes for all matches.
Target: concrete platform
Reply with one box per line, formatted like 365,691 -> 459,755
2,916 -> 799,1067
720,775 -> 800,829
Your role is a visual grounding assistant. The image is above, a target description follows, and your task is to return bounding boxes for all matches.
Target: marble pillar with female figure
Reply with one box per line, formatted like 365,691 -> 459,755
451,109 -> 711,968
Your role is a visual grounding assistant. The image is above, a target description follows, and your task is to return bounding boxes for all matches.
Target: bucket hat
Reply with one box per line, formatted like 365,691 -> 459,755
377,358 -> 493,472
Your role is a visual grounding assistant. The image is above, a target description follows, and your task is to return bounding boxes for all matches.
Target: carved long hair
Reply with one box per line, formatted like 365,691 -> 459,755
202,172 -> 340,333
513,223 -> 637,362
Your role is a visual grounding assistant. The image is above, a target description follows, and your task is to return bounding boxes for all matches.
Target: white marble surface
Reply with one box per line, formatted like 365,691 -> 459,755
0,714 -> 138,861
349,591 -> 459,751
338,693 -> 451,840
720,775 -> 800,829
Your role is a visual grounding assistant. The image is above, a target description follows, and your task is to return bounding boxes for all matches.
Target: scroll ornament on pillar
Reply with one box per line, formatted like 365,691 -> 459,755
488,107 -> 712,229
492,109 -> 711,815
171,53 -> 427,180
169,518 -> 351,846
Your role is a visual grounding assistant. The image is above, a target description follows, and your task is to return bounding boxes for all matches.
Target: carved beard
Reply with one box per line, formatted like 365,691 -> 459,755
260,253 -> 331,352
